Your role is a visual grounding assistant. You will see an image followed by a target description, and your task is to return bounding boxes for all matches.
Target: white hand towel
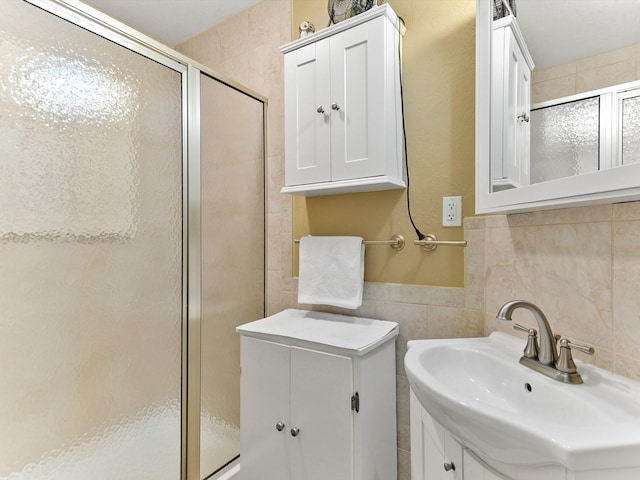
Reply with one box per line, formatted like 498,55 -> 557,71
298,236 -> 365,310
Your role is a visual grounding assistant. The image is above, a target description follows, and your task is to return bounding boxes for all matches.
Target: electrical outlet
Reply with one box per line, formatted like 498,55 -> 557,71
442,196 -> 462,227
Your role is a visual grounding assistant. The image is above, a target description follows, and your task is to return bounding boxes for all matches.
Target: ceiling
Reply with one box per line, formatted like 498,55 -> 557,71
81,0 -> 263,45
517,0 -> 640,70
79,0 -> 640,70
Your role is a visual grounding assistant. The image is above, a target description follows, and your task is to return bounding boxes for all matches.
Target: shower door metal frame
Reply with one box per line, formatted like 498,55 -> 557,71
20,1 -> 268,479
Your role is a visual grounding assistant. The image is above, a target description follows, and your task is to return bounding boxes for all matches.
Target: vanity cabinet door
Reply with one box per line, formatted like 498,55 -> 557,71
240,339 -> 355,480
240,337 -> 290,480
464,451 -> 508,480
410,391 -> 462,480
423,428 -> 462,479
289,346 -> 354,480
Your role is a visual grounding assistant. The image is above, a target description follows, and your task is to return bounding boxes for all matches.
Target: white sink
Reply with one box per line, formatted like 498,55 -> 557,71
404,332 -> 640,472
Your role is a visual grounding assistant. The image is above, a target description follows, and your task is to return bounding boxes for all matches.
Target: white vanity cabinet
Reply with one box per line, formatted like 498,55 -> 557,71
464,453 -> 508,480
410,391 -> 463,480
410,391 -> 510,480
280,5 -> 406,196
410,389 -> 640,480
491,15 -> 534,191
237,309 -> 398,480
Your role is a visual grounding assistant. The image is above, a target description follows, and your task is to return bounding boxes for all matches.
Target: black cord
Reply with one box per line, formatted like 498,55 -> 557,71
398,18 -> 426,241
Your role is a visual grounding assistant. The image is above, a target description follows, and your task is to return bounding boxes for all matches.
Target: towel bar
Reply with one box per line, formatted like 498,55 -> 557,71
294,234 -> 405,251
414,234 -> 467,251
293,234 -> 466,252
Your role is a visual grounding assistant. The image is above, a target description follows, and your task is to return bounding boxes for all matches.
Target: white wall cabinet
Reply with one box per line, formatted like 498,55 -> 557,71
237,309 -> 398,480
280,5 -> 406,196
491,15 -> 534,191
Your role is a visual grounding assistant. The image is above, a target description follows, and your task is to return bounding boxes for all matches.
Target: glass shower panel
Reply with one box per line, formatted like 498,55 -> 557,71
0,1 -> 183,479
199,74 -> 265,478
530,96 -> 600,184
622,94 -> 640,165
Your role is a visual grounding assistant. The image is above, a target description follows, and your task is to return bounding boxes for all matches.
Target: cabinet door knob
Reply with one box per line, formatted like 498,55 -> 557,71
518,112 -> 530,123
275,422 -> 285,432
443,462 -> 455,472
290,427 -> 300,437
331,102 -> 340,111
317,105 -> 325,114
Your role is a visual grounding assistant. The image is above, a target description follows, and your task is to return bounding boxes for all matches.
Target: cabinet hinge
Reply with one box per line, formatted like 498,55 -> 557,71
351,392 -> 360,413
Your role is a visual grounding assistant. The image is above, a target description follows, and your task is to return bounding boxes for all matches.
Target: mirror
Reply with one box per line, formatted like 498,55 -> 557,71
476,0 -> 640,214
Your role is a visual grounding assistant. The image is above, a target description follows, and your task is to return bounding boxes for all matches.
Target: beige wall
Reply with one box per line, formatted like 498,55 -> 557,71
292,0 -> 476,287
532,42 -> 640,104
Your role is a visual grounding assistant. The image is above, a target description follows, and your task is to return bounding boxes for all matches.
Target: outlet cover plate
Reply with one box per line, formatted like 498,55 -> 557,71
443,196 -> 462,227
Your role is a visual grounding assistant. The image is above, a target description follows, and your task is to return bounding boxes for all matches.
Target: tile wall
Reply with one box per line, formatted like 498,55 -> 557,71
532,42 -> 640,104
472,201 -> 640,382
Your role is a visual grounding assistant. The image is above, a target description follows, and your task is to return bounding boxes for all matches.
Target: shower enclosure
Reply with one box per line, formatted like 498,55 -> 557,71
0,1 -> 266,479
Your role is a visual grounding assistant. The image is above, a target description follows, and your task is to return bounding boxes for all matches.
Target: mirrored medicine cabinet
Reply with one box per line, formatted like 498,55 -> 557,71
476,0 -> 640,214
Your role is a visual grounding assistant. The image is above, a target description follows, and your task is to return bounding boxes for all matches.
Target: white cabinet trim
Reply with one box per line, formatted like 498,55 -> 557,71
280,5 -> 405,55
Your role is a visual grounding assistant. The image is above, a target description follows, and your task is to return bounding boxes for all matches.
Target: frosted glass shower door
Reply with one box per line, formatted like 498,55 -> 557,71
199,74 -> 265,478
0,1 -> 184,479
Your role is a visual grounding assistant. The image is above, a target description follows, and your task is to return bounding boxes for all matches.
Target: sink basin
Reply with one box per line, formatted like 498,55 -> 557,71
404,332 -> 640,472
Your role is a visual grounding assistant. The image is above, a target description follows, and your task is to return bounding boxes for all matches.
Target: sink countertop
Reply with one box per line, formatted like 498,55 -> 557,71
405,332 -> 640,472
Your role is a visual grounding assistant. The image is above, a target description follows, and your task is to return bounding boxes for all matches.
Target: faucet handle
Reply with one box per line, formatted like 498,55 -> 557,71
564,339 -> 595,356
555,338 -> 595,374
513,323 -> 538,359
513,323 -> 534,334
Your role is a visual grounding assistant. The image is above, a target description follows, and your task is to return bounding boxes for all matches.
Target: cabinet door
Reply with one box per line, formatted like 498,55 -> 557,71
503,27 -> 531,187
515,43 -> 531,187
284,39 -> 331,186
410,391 -> 462,480
289,347 -> 354,480
423,429 -> 448,480
491,26 -> 507,185
329,16 -> 387,181
464,450 -> 509,480
240,337 -> 290,480
423,427 -> 462,480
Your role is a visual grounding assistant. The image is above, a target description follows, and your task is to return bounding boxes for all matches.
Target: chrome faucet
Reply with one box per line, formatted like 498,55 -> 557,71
496,300 -> 594,384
